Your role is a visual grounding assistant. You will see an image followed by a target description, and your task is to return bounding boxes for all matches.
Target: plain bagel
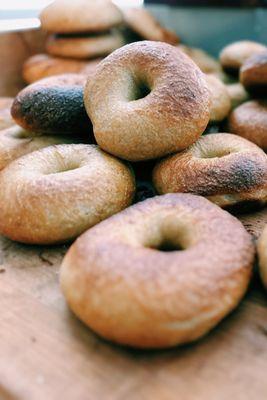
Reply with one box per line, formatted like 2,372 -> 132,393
240,50 -> 267,96
0,144 -> 135,244
205,74 -> 231,123
153,133 -> 267,208
46,31 -> 125,59
84,41 -> 211,161
11,74 -> 93,137
22,54 -> 101,84
228,100 -> 267,151
0,125 -> 74,170
40,0 -> 123,33
219,40 -> 267,75
60,193 -> 254,349
123,8 -> 179,45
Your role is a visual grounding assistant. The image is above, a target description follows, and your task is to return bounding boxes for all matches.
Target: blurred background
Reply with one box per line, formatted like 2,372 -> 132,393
0,0 -> 266,55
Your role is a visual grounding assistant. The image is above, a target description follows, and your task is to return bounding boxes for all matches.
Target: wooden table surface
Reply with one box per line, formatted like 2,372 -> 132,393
0,207 -> 266,400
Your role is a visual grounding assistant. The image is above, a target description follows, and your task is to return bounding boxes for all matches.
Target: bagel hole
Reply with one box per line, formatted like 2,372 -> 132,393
151,239 -> 184,252
131,80 -> 151,101
201,148 -> 236,159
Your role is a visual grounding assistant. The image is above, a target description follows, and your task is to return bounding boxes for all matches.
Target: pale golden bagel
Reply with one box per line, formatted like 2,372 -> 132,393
205,74 -> 231,123
40,0 -> 123,33
220,41 -> 267,74
22,54 -> 101,84
11,74 -> 92,137
240,51 -> 267,96
84,41 -> 211,161
46,31 -> 125,59
0,125 -> 74,171
153,133 -> 267,208
228,100 -> 267,151
0,144 -> 135,245
178,45 -> 222,74
0,97 -> 15,130
123,8 -> 179,45
60,193 -> 254,349
226,83 -> 249,109
258,225 -> 267,289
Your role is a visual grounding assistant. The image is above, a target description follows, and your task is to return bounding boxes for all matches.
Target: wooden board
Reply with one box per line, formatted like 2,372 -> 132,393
1,29 -> 267,400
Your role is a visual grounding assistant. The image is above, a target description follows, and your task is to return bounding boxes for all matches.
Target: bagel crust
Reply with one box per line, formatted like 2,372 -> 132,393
240,51 -> 267,96
258,225 -> 267,289
84,41 -> 210,161
219,41 -> 267,74
46,31 -> 125,59
0,144 -> 135,244
40,0 -> 123,33
226,83 -> 249,109
22,54 -> 101,84
60,193 -> 254,349
11,74 -> 93,137
153,133 -> 267,208
0,125 -> 75,171
0,97 -> 15,130
228,100 -> 267,151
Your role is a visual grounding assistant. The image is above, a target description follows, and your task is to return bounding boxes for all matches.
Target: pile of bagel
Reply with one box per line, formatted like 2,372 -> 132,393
0,0 -> 267,350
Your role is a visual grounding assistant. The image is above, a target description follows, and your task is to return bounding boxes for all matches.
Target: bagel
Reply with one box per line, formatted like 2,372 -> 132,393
84,41 -> 211,161
226,83 -> 249,109
40,0 -> 123,33
11,74 -> 93,137
60,193 -> 254,349
0,144 -> 135,244
206,74 -> 231,123
258,225 -> 267,289
123,8 -> 179,45
0,97 -> 15,130
22,54 -> 101,84
46,31 -> 125,59
228,100 -> 267,151
178,45 -> 222,75
153,133 -> 267,208
240,51 -> 267,96
219,41 -> 267,75
0,125 -> 75,171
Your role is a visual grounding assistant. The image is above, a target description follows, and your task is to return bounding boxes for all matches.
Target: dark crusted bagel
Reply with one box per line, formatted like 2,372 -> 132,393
153,133 -> 267,208
240,51 -> 267,96
11,74 -> 93,137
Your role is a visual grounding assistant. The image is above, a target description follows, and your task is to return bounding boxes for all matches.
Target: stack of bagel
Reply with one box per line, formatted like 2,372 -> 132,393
1,7 -> 267,349
22,0 -> 180,84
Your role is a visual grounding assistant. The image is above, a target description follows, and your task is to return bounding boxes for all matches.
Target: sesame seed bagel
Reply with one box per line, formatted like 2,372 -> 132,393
22,54 -> 101,84
220,41 -> 267,75
40,0 -> 123,33
0,97 -> 14,130
0,144 -> 135,244
228,100 -> 267,151
84,41 -> 211,161
258,224 -> 267,289
46,31 -> 125,60
123,8 -> 179,45
60,193 -> 254,349
240,51 -> 267,96
153,133 -> 267,208
206,74 -> 231,123
11,74 -> 93,137
0,125 -> 75,171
